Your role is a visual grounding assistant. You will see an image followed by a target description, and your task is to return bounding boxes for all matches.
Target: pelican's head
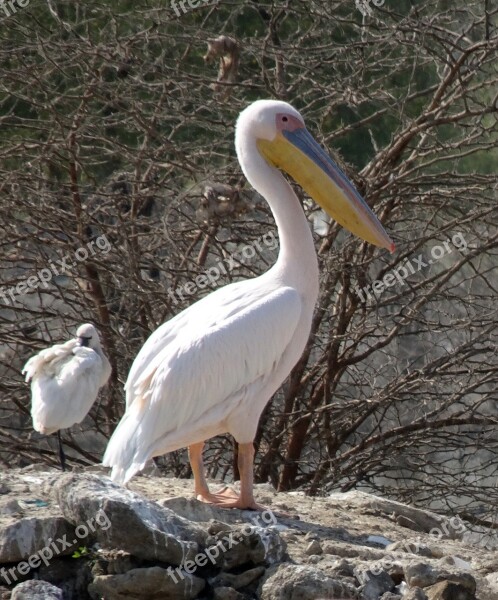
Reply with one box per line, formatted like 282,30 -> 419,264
236,100 -> 394,253
76,323 -> 99,348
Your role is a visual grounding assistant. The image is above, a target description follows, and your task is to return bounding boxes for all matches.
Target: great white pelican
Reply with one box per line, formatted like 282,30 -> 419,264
103,100 -> 394,509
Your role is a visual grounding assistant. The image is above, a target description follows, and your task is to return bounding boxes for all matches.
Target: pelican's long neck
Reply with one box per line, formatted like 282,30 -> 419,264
236,135 -> 319,294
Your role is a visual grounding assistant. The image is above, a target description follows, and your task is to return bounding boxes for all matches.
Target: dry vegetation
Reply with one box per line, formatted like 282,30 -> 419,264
0,0 -> 496,527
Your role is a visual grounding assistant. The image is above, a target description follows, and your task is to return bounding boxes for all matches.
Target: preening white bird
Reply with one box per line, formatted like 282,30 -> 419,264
23,323 -> 111,470
103,100 -> 394,509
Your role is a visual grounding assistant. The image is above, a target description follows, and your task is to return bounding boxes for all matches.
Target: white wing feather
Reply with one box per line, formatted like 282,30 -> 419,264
23,343 -> 109,434
124,279 -> 261,408
23,339 -> 77,381
103,282 -> 302,483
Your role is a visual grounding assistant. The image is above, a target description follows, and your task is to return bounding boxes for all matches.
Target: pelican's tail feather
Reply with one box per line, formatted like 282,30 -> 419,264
102,409 -> 150,485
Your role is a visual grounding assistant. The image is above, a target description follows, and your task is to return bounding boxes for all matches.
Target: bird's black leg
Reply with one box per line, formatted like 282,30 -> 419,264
57,431 -> 66,472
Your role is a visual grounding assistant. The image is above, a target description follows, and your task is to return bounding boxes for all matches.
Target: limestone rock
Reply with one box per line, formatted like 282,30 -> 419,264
211,566 -> 266,589
0,516 -> 76,564
386,540 -> 433,558
11,580 -> 63,600
207,525 -> 286,570
424,580 -> 475,600
403,588 -> 428,599
403,561 -> 439,586
325,558 -> 355,578
1,470 -> 497,600
322,540 -> 386,561
93,549 -> 140,576
485,572 -> 498,592
305,540 -> 322,556
328,491 -> 465,538
213,587 -> 247,600
160,496 -> 281,529
0,587 -> 10,600
0,499 -> 23,516
87,565 -> 205,600
405,561 -> 476,593
259,563 -> 360,599
354,566 -> 394,599
43,473 -> 206,565
208,520 -> 234,535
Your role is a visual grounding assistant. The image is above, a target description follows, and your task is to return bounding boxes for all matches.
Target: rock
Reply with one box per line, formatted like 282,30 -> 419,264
1,470 -> 496,600
0,587 -> 11,600
321,540 -> 386,561
424,580 -> 475,600
0,516 -> 76,564
207,525 -> 286,570
0,499 -> 23,516
397,515 -> 422,530
0,482 -> 11,494
328,491 -> 465,538
208,520 -> 234,535
97,549 -> 140,575
90,549 -> 142,580
43,473 -> 207,565
439,555 -> 472,570
11,580 -> 63,599
403,588 -> 428,600
405,562 -> 476,593
354,566 -> 394,599
387,540 -> 433,558
88,565 -> 205,600
305,540 -> 322,556
211,566 -> 266,589
213,587 -> 247,600
326,558 -> 355,578
160,496 -> 280,529
485,572 -> 498,591
259,563 -> 360,599
36,555 -> 91,599
402,561 -> 439,586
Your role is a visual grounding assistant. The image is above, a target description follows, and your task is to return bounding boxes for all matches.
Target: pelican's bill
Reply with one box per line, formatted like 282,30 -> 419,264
257,129 -> 395,252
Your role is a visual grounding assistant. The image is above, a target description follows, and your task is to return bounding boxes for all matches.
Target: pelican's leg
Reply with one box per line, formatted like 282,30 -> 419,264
57,431 -> 66,472
196,442 -> 263,510
217,442 -> 264,510
188,442 -> 239,504
235,442 -> 260,509
189,442 -> 211,500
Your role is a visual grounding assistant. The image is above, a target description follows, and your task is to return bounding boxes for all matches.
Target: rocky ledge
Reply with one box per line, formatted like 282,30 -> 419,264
0,467 -> 497,600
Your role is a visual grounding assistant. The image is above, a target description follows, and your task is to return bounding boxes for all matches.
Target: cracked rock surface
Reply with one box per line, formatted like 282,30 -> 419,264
1,466 -> 497,599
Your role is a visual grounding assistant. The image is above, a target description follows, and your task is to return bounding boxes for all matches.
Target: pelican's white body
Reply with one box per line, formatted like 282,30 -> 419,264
103,101 -> 321,484
23,324 -> 111,434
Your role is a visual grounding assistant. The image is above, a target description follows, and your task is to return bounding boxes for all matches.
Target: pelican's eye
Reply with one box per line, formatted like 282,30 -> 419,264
276,113 -> 304,132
